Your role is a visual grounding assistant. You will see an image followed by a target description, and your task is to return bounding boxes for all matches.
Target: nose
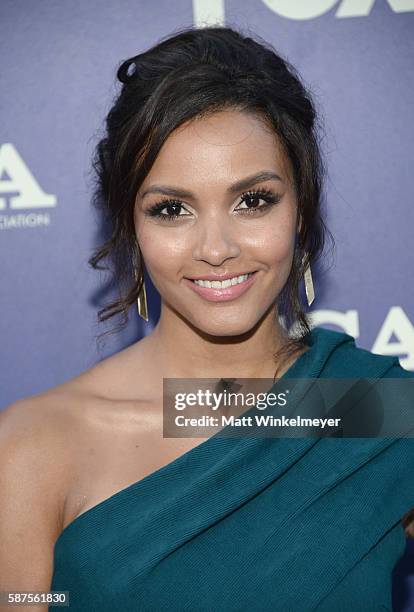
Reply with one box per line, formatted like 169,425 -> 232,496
192,213 -> 241,266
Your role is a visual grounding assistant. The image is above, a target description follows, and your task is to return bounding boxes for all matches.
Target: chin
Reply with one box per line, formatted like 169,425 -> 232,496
191,314 -> 261,338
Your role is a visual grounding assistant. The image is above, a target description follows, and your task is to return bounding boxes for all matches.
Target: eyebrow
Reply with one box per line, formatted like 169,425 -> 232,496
140,170 -> 284,200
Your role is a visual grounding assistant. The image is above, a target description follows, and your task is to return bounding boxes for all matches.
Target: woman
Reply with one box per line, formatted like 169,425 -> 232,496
1,25 -> 413,612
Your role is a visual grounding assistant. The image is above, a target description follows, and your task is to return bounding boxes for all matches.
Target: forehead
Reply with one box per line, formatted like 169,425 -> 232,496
144,109 -> 293,186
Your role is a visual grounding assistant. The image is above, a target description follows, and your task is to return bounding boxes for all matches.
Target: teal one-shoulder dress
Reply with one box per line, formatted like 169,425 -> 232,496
50,327 -> 414,611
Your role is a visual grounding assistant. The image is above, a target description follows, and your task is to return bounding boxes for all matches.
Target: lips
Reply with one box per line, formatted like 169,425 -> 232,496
183,271 -> 258,303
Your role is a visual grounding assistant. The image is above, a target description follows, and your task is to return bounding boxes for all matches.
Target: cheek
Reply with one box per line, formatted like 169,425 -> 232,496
245,221 -> 296,266
135,222 -> 189,279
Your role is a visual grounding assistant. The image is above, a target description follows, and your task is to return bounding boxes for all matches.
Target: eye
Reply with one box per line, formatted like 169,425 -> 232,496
144,199 -> 192,222
235,188 -> 282,215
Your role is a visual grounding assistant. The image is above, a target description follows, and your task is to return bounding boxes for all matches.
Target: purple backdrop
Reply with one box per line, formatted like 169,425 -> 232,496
1,0 -> 413,607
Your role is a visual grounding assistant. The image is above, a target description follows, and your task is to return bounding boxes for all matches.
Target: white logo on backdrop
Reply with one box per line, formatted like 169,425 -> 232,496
0,143 -> 56,230
308,306 -> 414,369
193,0 -> 414,26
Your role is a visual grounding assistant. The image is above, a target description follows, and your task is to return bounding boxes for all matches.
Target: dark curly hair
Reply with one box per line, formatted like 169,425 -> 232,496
88,24 -> 333,377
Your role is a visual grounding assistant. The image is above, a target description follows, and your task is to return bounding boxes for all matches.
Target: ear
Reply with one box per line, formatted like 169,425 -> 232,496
297,213 -> 303,234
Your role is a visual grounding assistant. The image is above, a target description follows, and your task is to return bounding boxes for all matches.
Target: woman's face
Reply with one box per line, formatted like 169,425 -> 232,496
134,109 -> 299,337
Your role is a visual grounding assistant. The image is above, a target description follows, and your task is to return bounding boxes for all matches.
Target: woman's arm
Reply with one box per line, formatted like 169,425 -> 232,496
0,398 -> 71,611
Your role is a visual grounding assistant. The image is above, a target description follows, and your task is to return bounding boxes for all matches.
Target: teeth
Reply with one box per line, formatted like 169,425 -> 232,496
193,273 -> 252,288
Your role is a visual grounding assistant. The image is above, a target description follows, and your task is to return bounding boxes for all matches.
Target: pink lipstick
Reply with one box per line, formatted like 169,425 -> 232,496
183,271 -> 258,302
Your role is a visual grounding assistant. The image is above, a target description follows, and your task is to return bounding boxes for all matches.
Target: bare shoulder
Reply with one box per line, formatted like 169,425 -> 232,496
0,387 -> 84,522
0,334 -> 155,500
0,387 -> 89,592
0,375 -> 105,509
0,368 -> 124,585
0,372 -> 96,448
1,384 -> 80,434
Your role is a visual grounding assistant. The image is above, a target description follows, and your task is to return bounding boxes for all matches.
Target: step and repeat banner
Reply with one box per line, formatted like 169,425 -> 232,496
1,0 -> 413,605
2,0 -> 413,403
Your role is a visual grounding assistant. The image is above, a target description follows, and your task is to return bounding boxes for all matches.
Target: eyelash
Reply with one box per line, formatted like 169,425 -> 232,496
144,188 -> 282,223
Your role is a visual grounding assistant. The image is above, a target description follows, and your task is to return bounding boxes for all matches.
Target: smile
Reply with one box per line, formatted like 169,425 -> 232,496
183,271 -> 258,302
193,273 -> 252,288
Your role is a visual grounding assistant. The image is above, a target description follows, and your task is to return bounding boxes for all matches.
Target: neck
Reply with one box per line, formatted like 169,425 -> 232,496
146,302 -> 291,380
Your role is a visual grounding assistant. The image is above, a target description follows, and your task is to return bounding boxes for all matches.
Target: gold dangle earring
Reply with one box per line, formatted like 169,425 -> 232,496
302,253 -> 315,307
137,277 -> 149,321
133,254 -> 149,321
